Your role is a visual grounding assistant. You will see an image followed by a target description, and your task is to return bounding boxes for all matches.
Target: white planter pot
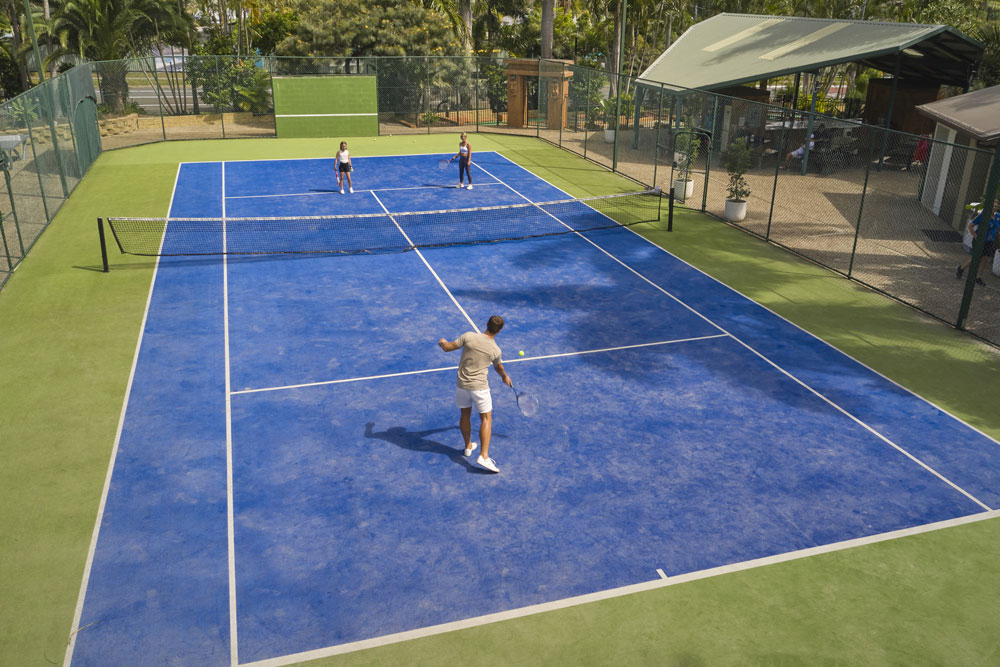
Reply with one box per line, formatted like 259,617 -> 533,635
673,178 -> 695,200
725,199 -> 747,222
603,129 -> 616,143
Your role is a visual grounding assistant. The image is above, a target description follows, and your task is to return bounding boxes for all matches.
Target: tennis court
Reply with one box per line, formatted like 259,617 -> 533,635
66,150 -> 1000,666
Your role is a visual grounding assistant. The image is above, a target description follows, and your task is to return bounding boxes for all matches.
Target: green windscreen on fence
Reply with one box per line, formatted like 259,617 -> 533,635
272,76 -> 378,137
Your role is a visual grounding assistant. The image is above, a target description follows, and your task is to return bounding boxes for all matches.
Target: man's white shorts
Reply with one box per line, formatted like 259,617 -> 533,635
456,387 -> 492,413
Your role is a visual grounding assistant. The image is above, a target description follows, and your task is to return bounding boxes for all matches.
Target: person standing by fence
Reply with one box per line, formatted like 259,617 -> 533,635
957,199 -> 1000,286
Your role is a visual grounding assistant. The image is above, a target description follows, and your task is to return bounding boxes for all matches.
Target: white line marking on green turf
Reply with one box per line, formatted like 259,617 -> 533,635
656,569 -> 668,579
236,509 -> 1000,667
480,157 -> 993,512
274,113 -> 377,117
371,190 -> 480,332
63,163 -> 186,667
222,163 -> 240,667
495,151 -> 1000,451
229,335 -> 727,396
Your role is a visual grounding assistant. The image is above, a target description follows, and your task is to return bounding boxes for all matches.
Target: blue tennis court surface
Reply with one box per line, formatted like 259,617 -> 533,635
69,152 -> 1000,666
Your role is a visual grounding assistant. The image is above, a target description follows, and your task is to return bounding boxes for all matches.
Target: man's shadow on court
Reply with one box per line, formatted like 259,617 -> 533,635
364,422 -> 494,474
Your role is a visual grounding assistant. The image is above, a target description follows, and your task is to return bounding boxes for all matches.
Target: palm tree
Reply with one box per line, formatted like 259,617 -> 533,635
541,0 -> 554,58
41,0 -> 189,112
975,23 -> 1000,88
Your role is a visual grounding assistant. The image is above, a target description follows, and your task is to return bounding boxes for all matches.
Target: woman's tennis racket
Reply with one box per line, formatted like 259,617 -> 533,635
438,157 -> 454,170
510,385 -> 539,417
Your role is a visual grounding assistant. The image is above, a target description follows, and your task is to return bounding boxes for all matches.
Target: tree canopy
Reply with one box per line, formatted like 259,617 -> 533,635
0,0 -> 996,102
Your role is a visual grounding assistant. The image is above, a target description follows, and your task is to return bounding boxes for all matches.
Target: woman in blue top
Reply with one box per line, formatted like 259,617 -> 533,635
957,199 -> 1000,286
452,133 -> 472,190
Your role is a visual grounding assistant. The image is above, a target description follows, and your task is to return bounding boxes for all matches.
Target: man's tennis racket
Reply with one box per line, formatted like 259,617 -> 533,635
510,385 -> 539,418
438,157 -> 454,170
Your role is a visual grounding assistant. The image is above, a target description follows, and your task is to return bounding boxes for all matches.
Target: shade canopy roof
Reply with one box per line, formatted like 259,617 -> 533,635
639,14 -> 983,91
917,85 -> 1000,146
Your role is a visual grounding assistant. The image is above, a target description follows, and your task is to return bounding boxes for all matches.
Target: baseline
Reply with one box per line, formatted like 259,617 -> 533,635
237,508 -> 1000,667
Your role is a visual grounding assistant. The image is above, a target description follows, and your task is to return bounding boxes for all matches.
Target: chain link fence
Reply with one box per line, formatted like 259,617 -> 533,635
3,56 -> 998,348
541,60 -> 999,348
0,62 -> 100,290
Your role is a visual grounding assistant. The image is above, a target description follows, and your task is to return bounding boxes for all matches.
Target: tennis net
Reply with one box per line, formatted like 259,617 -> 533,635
100,189 -> 661,262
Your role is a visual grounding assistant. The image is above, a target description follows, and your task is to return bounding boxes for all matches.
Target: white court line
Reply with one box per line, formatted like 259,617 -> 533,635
370,191 -> 479,331
62,163 -> 186,667
656,569 -> 668,579
224,182 -> 505,200
274,113 -> 377,117
493,151 -> 1000,451
180,151 -> 474,166
238,509 -> 1000,667
230,334 -> 728,396
476,159 -> 992,511
222,163 -> 240,667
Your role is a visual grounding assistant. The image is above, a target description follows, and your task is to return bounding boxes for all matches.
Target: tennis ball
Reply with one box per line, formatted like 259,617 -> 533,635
519,350 -> 524,356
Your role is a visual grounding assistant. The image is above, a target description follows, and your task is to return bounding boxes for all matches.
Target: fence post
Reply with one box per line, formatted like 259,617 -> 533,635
612,73 -> 622,172
0,212 -> 12,271
701,96 -> 718,212
474,58 -> 480,133
558,62 -> 564,148
765,109 -> 789,240
23,121 -> 51,224
847,143 -> 875,278
220,58 -> 228,139
956,148 -> 1000,329
652,83 -> 664,188
156,65 -> 167,140
582,68 -> 590,160
536,59 -> 541,139
2,163 -> 24,255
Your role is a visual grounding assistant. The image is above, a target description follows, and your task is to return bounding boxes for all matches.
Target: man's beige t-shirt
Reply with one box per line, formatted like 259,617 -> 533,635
455,332 -> 502,390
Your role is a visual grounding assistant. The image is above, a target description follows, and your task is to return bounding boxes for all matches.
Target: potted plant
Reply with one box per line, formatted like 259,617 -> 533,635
673,132 -> 699,199
725,137 -> 752,222
600,97 -> 618,142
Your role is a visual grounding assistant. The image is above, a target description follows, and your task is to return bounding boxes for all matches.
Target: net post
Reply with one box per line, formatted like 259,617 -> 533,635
667,188 -> 674,232
98,217 -> 109,272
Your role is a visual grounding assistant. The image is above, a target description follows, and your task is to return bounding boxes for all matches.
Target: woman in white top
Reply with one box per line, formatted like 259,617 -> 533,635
452,133 -> 472,190
335,141 -> 353,194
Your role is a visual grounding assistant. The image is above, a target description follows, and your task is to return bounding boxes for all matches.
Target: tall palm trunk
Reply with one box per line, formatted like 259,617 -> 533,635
459,0 -> 472,56
42,0 -> 55,77
608,3 -> 622,96
541,0 -> 554,59
6,0 -> 30,90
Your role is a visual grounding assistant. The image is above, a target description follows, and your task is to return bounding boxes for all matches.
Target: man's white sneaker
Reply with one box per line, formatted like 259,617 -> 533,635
477,455 -> 499,473
349,186 -> 354,193
463,442 -> 478,457
466,184 -> 473,190
340,188 -> 344,194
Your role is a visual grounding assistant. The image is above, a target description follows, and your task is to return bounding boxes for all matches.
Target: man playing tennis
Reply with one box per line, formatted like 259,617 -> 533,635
438,315 -> 512,473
